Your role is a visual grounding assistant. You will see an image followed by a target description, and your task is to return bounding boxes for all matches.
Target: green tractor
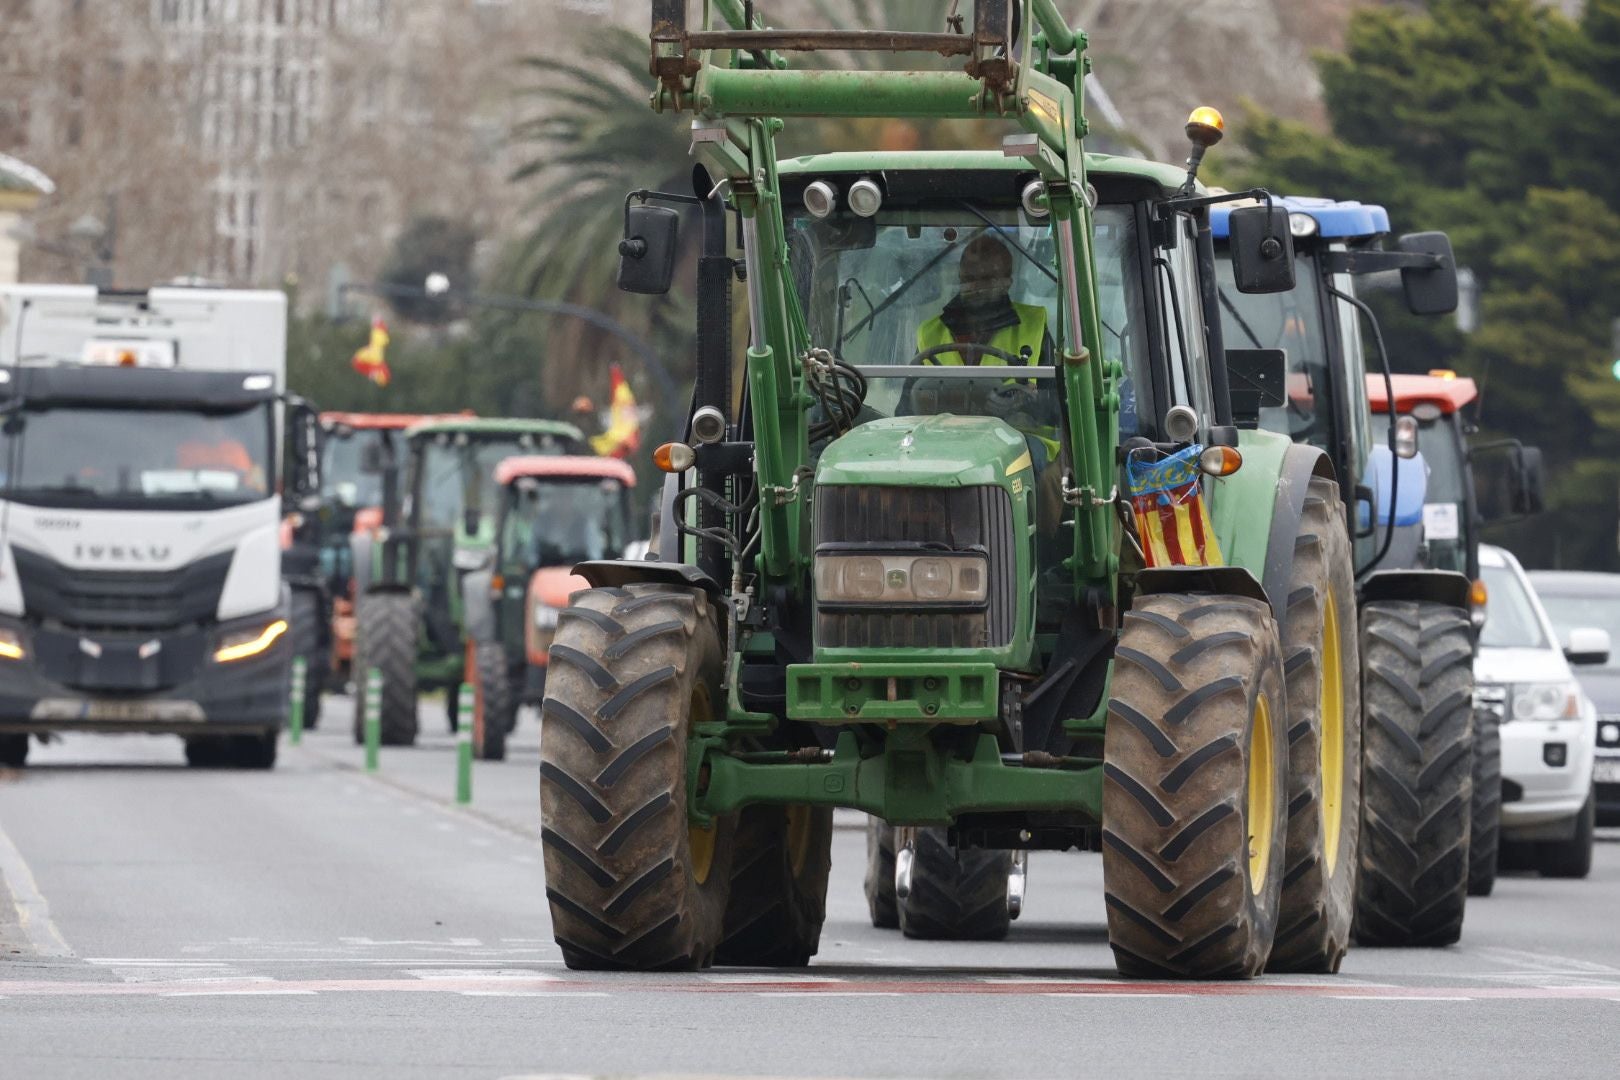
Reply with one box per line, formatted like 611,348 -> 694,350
353,417 -> 589,745
461,453 -> 639,761
539,1 -> 1358,978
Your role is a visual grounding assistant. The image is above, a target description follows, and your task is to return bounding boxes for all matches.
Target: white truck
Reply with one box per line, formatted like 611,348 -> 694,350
0,285 -> 320,768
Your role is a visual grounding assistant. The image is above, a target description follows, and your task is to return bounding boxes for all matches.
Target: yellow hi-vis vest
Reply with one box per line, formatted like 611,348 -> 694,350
914,302 -> 1059,460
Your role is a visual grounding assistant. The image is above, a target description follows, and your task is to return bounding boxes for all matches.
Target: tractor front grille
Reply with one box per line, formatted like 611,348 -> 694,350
813,484 -> 1015,650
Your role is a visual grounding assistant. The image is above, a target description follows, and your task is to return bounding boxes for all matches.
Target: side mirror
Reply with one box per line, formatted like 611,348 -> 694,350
617,203 -> 680,295
1227,204 -> 1296,294
1565,627 -> 1611,667
287,401 -> 322,496
1225,348 -> 1286,427
1395,232 -> 1458,316
1394,415 -> 1419,460
1512,445 -> 1545,516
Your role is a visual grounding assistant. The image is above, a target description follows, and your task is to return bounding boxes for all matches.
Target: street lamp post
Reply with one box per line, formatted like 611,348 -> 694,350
338,279 -> 683,441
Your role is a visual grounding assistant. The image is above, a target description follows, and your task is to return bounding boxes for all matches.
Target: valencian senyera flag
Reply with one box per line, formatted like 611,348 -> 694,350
1126,444 -> 1223,568
589,363 -> 642,458
351,316 -> 391,387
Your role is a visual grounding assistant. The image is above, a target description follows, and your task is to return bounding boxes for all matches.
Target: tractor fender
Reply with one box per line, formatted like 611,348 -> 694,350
574,559 -> 723,596
461,568 -> 496,642
1259,443 -> 1337,642
1358,568 -> 1472,611
1133,565 -> 1268,604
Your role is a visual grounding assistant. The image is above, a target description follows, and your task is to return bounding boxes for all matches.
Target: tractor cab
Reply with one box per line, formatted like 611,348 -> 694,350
462,455 -> 637,759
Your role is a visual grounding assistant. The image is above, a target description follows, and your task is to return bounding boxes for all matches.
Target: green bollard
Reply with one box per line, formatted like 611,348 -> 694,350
456,684 -> 474,804
288,657 -> 306,746
364,666 -> 382,772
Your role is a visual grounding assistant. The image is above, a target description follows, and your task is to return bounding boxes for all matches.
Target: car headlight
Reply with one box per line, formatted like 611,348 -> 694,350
1510,681 -> 1582,722
533,604 -> 561,630
0,627 -> 24,661
214,619 -> 289,663
815,554 -> 988,605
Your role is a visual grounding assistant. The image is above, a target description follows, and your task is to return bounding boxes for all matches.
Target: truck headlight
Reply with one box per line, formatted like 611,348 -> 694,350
1510,681 -> 1582,722
815,554 -> 988,605
215,619 -> 289,663
0,628 -> 24,661
533,604 -> 561,630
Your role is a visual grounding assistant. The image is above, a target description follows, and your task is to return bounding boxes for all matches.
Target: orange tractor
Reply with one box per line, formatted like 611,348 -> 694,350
461,455 -> 638,759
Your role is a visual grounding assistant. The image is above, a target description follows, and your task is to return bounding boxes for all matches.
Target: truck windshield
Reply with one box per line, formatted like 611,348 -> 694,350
323,429 -> 386,509
785,201 -> 1148,442
0,403 -> 272,509
502,477 -> 628,570
1215,249 -> 1330,446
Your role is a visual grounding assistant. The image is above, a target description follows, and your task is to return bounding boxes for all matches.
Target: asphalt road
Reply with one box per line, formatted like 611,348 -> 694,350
3,695 -> 1619,1079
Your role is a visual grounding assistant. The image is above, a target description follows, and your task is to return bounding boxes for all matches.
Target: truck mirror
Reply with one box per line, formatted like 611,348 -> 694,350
1225,348 -> 1286,427
1395,232 -> 1458,316
617,204 -> 680,296
360,441 -> 386,475
286,401 -> 322,496
1226,205 -> 1295,294
463,506 -> 483,537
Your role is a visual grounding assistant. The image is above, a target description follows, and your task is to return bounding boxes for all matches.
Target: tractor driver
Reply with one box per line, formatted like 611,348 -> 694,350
911,233 -> 1064,534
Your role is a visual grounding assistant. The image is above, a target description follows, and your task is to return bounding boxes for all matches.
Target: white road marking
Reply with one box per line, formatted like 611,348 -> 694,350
1329,995 -> 1473,1002
0,812 -> 72,957
161,989 -> 318,997
460,990 -> 608,998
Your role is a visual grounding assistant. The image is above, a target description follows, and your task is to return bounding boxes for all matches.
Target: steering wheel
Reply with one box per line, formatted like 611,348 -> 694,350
910,342 -> 1028,367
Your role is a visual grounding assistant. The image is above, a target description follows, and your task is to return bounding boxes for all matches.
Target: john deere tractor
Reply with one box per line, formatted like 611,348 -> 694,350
462,453 -> 638,761
539,1 -> 1359,979
1212,197 -> 1483,947
353,417 -> 588,745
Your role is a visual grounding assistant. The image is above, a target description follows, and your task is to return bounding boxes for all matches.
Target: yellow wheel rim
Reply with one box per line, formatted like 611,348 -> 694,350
786,805 -> 814,878
1247,692 -> 1276,895
1319,589 -> 1346,876
688,686 -> 716,885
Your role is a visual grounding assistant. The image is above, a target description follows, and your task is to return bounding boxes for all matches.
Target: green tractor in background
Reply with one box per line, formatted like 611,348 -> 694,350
353,417 -> 589,745
538,0 -> 1361,979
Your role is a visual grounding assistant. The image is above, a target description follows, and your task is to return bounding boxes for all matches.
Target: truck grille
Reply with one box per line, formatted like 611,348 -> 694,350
13,547 -> 234,631
813,484 -> 1015,649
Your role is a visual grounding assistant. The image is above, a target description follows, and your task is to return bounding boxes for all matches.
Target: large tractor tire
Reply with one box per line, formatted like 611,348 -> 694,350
1103,593 -> 1288,979
0,733 -> 29,767
352,591 -> 419,747
288,586 -> 325,730
540,584 -> 735,971
864,819 -> 899,929
472,638 -> 516,762
1536,792 -> 1595,879
717,804 -> 833,966
1354,601 -> 1473,947
1468,706 -> 1502,897
896,828 -> 1013,941
1269,478 -> 1362,973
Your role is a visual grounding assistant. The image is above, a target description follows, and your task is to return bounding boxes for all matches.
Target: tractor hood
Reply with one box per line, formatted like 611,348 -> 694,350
815,415 -> 1031,490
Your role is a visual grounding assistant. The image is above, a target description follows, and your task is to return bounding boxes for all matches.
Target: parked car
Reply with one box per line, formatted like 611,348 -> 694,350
1474,545 -> 1605,877
1527,569 -> 1620,826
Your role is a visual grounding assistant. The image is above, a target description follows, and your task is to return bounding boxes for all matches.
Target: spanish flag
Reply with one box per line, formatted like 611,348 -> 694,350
351,316 -> 391,387
1126,445 -> 1223,568
589,363 -> 641,458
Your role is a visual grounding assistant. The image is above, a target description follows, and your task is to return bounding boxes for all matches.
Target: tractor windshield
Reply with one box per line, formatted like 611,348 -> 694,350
786,201 -> 1149,445
322,429 -> 386,510
1215,249 -> 1333,446
414,436 -> 535,540
501,476 -> 630,570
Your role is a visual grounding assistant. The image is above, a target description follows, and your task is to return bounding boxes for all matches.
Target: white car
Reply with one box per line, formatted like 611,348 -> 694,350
1474,545 -> 1607,878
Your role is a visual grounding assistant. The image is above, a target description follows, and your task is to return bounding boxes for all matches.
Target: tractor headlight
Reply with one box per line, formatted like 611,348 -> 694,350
533,604 -> 561,630
214,619 -> 289,663
1509,681 -> 1582,723
815,554 -> 988,605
